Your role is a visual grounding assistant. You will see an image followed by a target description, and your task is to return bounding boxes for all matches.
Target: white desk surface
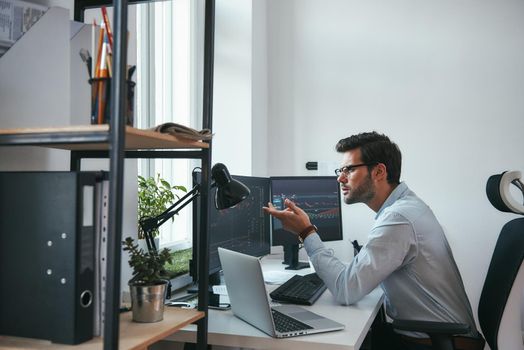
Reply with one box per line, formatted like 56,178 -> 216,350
166,253 -> 384,350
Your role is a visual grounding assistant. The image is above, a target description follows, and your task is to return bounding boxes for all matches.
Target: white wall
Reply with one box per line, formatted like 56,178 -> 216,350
212,0 -> 253,175
212,0 -> 269,177
251,0 -> 268,177
265,0 -> 524,342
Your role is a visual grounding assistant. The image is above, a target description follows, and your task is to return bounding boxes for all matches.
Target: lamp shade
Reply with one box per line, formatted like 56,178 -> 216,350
211,163 -> 250,209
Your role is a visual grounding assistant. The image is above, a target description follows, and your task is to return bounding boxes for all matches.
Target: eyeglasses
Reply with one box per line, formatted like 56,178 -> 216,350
334,162 -> 378,177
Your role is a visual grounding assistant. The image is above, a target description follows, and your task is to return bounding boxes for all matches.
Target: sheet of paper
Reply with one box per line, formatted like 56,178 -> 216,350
263,270 -> 296,285
212,284 -> 228,295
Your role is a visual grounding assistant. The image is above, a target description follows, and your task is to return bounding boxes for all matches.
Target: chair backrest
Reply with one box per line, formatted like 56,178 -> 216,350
481,170 -> 524,350
478,218 -> 524,350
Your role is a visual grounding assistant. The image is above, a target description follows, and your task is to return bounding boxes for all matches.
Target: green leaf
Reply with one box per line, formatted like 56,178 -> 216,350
137,174 -> 187,239
123,237 -> 174,284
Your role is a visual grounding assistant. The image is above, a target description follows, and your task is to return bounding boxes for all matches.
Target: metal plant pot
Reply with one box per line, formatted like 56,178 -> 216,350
129,281 -> 167,323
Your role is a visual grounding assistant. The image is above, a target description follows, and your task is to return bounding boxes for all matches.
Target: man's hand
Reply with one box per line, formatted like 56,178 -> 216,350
263,199 -> 312,235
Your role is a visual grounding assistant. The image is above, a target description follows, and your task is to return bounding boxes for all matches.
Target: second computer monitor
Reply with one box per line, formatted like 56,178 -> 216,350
207,175 -> 271,276
190,174 -> 270,303
270,176 -> 343,269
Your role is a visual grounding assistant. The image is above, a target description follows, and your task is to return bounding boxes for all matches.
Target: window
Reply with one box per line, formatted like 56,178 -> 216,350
135,0 -> 197,250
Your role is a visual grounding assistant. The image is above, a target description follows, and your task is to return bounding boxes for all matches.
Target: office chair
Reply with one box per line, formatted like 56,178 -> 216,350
392,170 -> 524,350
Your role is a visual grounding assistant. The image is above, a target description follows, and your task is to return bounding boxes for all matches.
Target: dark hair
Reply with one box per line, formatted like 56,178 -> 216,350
335,131 -> 401,184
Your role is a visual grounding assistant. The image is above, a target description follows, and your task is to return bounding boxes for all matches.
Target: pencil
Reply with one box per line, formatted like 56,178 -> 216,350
98,41 -> 108,124
101,6 -> 113,51
106,53 -> 112,78
91,19 -> 96,77
94,23 -> 105,79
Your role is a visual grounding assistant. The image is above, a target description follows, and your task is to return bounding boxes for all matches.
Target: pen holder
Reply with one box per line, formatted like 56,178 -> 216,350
89,77 -> 136,126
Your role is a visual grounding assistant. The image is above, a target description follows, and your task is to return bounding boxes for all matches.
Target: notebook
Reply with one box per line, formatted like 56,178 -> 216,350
218,247 -> 345,338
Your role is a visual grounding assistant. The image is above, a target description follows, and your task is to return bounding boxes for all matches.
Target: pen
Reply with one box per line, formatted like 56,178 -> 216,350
79,48 -> 92,79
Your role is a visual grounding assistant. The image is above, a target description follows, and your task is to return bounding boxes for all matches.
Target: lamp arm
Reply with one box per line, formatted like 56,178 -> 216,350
139,184 -> 201,254
144,230 -> 156,253
155,184 -> 201,227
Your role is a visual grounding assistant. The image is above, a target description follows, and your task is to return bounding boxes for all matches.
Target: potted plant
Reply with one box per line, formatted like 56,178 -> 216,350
122,237 -> 173,322
137,174 -> 187,248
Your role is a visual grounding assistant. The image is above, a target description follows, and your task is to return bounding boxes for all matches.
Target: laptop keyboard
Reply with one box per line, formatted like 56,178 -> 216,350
270,273 -> 327,305
271,309 -> 313,333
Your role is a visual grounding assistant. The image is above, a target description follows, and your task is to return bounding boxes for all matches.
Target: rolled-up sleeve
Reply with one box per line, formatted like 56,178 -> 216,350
304,212 -> 414,305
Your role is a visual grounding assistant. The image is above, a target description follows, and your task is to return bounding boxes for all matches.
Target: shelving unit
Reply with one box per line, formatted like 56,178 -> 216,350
0,0 -> 216,349
0,308 -> 204,350
0,125 -> 209,150
0,127 -> 211,350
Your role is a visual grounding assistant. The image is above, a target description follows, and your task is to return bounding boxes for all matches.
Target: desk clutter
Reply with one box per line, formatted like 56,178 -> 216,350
151,122 -> 214,142
78,6 -> 136,126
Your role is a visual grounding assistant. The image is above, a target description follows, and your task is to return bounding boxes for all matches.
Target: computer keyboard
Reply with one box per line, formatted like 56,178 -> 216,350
271,309 -> 313,333
269,273 -> 327,305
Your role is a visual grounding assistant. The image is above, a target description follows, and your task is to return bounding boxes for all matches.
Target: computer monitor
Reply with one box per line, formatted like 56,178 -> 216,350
270,176 -> 343,269
190,174 -> 271,291
208,175 -> 271,274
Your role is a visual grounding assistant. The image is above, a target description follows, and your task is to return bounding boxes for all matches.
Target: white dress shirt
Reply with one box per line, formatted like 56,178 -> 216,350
304,182 -> 478,337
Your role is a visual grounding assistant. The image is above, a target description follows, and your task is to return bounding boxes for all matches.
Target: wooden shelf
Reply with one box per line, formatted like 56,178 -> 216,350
0,308 -> 204,350
0,125 -> 209,150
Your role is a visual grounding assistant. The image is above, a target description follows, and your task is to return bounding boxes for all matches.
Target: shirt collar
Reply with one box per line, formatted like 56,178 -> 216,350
375,182 -> 408,219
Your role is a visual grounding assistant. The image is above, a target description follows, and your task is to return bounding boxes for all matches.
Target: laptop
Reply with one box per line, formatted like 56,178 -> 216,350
218,247 -> 345,338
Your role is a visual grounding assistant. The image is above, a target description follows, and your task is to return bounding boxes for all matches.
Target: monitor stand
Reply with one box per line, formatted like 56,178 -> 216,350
283,244 -> 309,270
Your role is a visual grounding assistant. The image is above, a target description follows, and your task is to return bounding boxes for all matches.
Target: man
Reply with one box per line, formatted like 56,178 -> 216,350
264,131 -> 483,350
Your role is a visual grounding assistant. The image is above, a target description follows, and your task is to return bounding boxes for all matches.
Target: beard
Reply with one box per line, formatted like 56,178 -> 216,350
343,174 -> 375,205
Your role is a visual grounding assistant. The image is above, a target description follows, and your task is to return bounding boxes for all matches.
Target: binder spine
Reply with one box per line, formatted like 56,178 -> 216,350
54,172 -> 96,344
93,172 -> 109,337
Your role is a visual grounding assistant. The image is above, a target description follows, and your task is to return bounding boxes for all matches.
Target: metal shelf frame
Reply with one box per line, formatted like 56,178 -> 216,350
73,1 -> 216,349
0,130 -> 110,146
0,0 -> 215,349
70,148 -> 211,350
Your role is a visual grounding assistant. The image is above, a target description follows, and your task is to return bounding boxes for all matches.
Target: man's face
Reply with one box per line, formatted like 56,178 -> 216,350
337,149 -> 375,205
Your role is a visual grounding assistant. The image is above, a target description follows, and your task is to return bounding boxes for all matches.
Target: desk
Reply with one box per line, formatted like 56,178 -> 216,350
165,253 -> 384,350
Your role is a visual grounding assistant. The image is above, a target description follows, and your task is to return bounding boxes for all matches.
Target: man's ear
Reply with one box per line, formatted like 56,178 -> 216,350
373,163 -> 387,181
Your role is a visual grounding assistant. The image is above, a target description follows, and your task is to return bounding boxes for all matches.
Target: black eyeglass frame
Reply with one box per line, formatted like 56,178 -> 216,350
334,162 -> 379,176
